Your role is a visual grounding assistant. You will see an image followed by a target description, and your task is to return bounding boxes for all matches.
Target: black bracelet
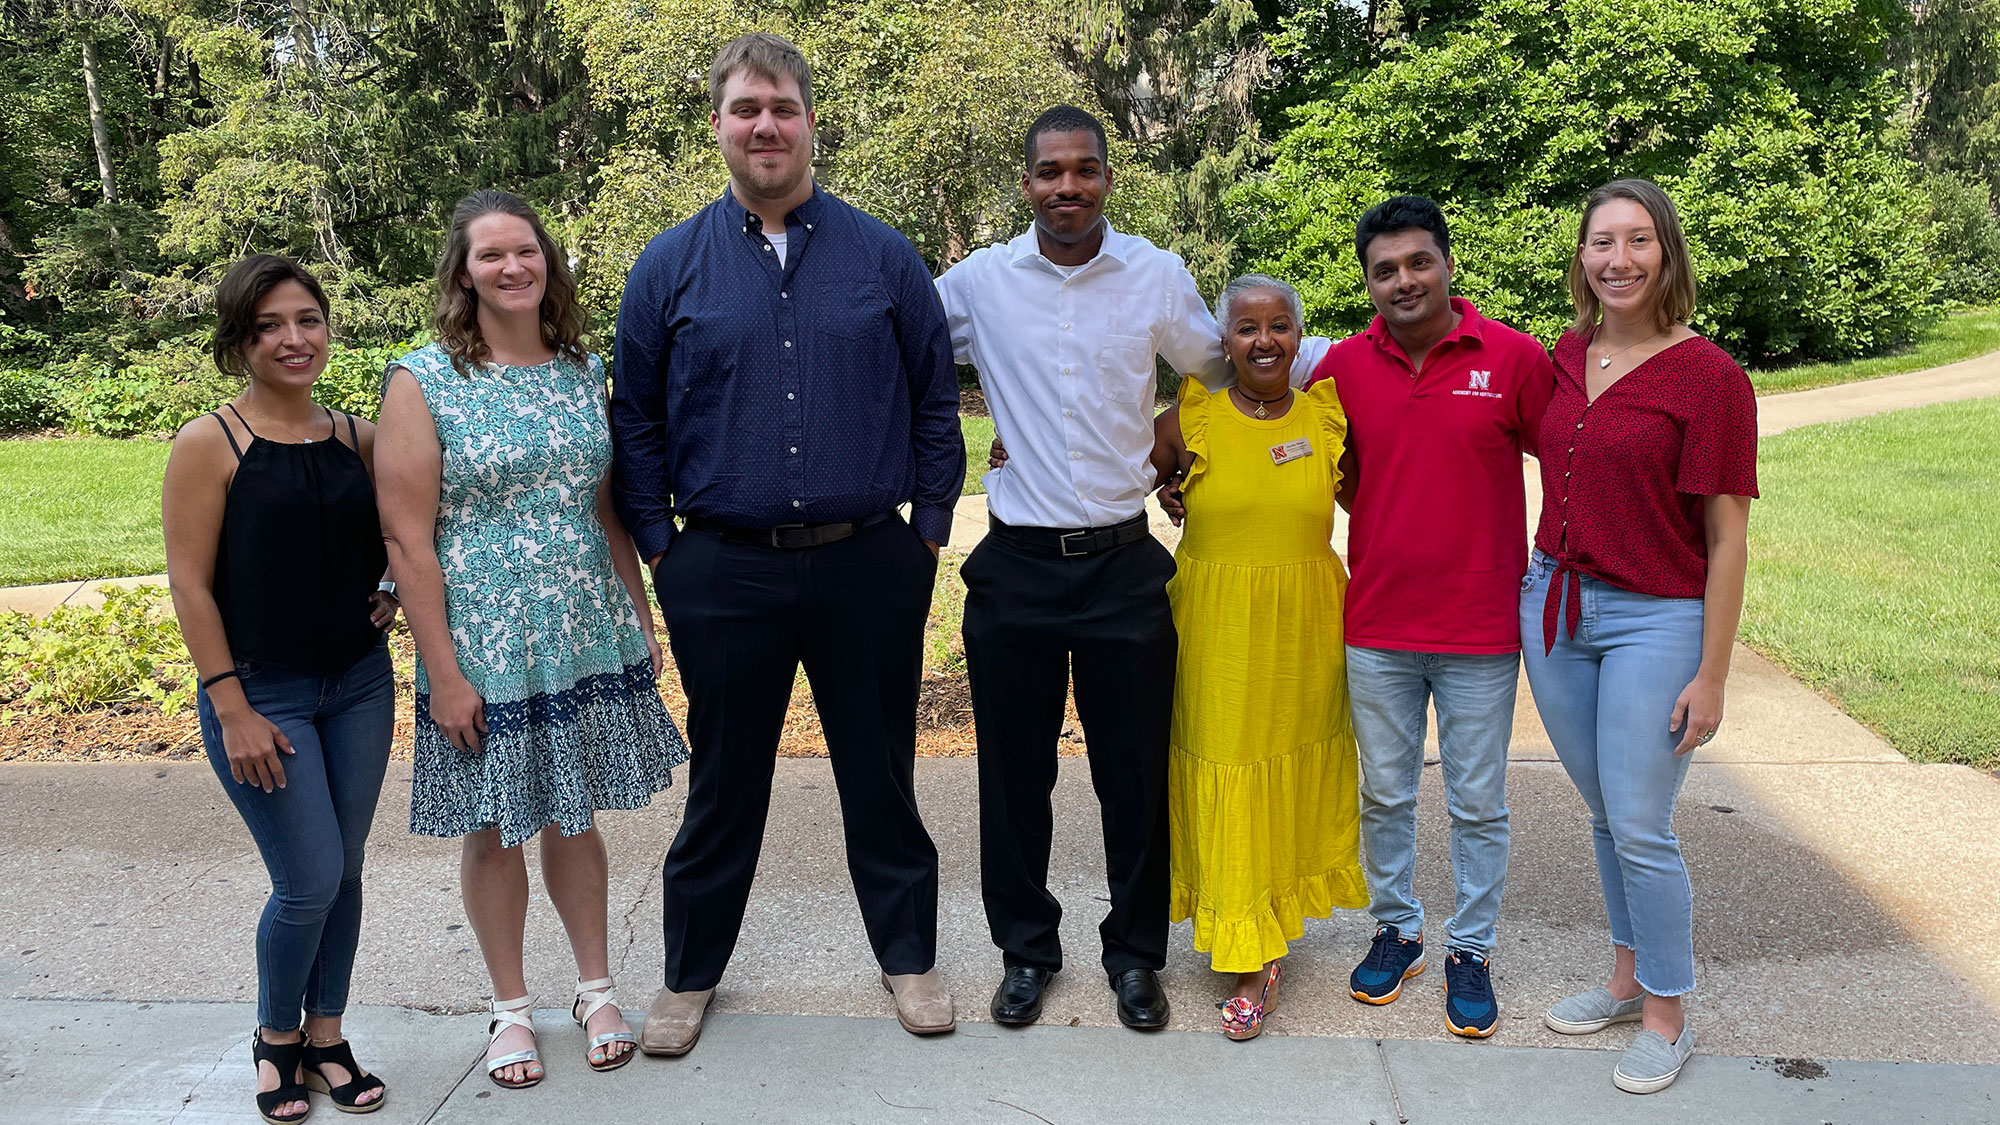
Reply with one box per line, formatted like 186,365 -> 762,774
200,669 -> 242,690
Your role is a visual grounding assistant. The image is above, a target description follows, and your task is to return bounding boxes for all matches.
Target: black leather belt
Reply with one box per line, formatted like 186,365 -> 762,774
689,511 -> 895,549
989,513 -> 1150,558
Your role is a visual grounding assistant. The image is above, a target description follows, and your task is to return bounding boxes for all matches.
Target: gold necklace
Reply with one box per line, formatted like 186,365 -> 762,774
1593,331 -> 1664,370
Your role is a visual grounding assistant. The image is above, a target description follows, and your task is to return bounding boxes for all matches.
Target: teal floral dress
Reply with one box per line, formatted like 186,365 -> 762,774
397,343 -> 687,848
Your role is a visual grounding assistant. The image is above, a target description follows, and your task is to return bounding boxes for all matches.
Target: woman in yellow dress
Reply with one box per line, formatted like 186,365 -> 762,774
1151,274 -> 1367,1040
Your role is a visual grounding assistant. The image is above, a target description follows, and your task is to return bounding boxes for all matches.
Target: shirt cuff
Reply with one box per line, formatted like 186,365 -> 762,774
632,518 -> 678,563
910,503 -> 954,547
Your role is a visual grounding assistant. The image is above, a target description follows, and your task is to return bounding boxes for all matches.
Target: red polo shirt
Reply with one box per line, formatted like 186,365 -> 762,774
1307,298 -> 1556,654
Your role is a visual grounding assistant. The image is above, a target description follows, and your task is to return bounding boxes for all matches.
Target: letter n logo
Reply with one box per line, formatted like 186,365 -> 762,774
1467,370 -> 1493,391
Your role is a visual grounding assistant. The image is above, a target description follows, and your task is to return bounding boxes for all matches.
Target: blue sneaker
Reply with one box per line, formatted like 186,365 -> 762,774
1349,925 -> 1425,1004
1444,948 -> 1498,1037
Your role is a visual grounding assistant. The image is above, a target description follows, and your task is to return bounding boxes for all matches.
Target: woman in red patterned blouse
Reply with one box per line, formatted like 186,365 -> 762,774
1519,179 -> 1757,1095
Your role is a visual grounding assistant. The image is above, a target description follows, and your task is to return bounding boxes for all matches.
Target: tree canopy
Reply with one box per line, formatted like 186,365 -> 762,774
0,0 -> 1993,398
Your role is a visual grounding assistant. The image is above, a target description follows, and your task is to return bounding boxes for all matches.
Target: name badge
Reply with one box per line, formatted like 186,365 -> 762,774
1269,437 -> 1313,466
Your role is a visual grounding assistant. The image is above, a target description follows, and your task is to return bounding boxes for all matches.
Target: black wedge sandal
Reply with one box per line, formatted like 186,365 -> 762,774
251,1032 -> 312,1124
302,1038 -> 386,1115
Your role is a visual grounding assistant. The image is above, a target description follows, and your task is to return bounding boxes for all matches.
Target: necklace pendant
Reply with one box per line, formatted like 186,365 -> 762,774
1254,403 -> 1269,419
1598,356 -> 1611,369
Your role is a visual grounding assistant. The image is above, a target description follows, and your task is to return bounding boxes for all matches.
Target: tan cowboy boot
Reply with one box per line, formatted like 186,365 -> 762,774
880,969 -> 956,1035
639,986 -> 716,1057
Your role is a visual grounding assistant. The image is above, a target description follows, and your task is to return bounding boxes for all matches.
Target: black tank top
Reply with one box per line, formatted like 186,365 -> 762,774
211,404 -> 388,677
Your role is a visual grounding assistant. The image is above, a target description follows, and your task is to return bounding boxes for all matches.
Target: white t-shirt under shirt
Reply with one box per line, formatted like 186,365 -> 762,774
766,230 -> 788,267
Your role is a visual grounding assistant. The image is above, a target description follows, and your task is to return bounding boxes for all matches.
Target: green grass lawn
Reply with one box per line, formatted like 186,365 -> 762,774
0,437 -> 169,586
1747,306 -> 2000,394
1741,398 -> 2000,768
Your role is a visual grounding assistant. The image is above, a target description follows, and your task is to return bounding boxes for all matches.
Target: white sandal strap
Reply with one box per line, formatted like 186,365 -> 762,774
488,995 -> 537,1044
586,1031 -> 638,1050
573,978 -> 618,1024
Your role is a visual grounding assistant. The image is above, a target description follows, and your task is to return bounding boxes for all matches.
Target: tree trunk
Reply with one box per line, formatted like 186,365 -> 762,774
74,0 -> 119,204
290,0 -> 316,69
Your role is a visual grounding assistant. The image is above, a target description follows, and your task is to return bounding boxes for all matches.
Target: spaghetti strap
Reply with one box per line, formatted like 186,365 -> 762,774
210,410 -> 246,461
343,410 -> 359,451
222,402 -> 259,439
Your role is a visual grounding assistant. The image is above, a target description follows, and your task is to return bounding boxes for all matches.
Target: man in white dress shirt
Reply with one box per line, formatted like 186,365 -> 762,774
935,105 -> 1323,1031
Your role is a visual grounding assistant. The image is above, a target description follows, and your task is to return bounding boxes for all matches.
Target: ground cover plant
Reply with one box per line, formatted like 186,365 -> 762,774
1741,398 -> 2000,769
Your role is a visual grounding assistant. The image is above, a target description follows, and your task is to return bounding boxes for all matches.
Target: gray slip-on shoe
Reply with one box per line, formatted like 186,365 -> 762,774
640,986 -> 716,1057
1544,986 -> 1645,1035
1614,1024 -> 1696,1094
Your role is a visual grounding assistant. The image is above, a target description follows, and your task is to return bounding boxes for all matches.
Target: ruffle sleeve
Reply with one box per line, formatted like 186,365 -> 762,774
1176,375 -> 1213,493
1307,378 -> 1349,490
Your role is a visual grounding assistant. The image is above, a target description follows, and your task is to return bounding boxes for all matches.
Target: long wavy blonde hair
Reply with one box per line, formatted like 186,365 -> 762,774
432,190 -> 586,376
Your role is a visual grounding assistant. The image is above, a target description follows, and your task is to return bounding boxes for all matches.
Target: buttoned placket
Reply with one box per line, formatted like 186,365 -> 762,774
1542,383 -> 1595,651
1050,258 -> 1096,490
748,211 -> 815,517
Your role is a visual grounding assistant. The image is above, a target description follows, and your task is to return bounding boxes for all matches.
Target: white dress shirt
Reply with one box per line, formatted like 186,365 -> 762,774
936,224 -> 1328,528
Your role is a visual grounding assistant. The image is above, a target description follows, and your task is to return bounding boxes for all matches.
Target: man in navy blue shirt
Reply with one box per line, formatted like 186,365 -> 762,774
610,32 -> 964,1056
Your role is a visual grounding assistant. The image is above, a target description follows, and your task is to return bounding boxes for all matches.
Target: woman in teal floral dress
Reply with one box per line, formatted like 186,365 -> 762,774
377,191 -> 686,1089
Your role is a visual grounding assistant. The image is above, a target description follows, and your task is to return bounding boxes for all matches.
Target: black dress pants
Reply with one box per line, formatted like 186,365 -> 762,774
961,529 -> 1178,978
657,516 -> 941,991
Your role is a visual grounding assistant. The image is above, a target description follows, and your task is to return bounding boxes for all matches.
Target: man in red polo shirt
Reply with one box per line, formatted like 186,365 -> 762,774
1313,196 -> 1555,1039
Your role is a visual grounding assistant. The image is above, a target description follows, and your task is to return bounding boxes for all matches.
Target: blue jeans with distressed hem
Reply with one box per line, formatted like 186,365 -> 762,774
1347,644 -> 1518,957
197,641 -> 395,1031
1520,550 -> 1703,997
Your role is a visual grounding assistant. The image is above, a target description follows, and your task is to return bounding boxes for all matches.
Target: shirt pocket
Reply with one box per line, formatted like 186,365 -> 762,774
816,282 -> 893,341
1097,333 -> 1155,404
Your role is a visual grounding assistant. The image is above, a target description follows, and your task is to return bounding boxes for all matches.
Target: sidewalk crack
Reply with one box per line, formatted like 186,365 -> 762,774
612,880 -> 649,981
166,1034 -> 236,1124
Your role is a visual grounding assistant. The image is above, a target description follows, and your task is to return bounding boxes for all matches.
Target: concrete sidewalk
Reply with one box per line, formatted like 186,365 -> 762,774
6,998 -> 1992,1123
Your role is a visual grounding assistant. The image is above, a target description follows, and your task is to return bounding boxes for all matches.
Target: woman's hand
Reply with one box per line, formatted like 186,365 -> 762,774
1669,674 -> 1725,755
987,436 -> 1008,470
643,624 -> 664,679
430,673 -> 488,753
1156,475 -> 1187,527
367,590 -> 400,630
216,704 -> 295,792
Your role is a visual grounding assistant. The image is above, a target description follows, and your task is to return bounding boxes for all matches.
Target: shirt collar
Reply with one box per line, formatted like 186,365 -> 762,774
1363,296 -> 1488,364
1005,219 -> 1130,275
718,181 -> 829,234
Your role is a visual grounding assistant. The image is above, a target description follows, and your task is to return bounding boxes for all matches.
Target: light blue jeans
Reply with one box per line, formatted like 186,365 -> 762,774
1519,551 -> 1703,996
1347,644 -> 1518,957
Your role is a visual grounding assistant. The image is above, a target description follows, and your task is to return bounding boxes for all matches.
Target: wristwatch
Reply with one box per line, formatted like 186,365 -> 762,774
377,581 -> 398,598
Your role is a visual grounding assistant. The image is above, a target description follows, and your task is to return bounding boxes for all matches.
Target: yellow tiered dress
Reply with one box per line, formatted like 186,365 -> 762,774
1167,377 -> 1367,973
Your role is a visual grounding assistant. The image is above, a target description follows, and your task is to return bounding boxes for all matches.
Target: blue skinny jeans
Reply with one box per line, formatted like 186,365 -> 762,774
1520,551 -> 1703,997
197,641 -> 395,1031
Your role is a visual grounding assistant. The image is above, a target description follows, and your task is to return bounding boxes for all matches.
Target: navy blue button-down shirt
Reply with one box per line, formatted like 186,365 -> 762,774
609,184 -> 964,560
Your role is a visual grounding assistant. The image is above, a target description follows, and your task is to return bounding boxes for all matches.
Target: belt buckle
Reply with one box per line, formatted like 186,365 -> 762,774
1058,529 -> 1095,558
768,522 -> 810,548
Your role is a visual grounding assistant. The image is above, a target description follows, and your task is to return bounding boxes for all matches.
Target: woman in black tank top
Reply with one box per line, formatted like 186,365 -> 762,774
163,256 -> 399,1123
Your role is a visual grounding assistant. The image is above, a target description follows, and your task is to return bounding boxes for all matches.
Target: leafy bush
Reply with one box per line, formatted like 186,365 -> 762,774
1240,0 -> 1940,362
317,337 -> 428,421
1927,172 -> 2000,304
0,368 -> 60,431
0,586 -> 196,716
56,336 -> 234,437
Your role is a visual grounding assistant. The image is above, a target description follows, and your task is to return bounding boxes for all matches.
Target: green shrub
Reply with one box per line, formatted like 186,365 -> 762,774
56,336 -> 232,437
1927,172 -> 2000,304
317,337 -> 428,421
0,586 -> 196,716
0,368 -> 60,431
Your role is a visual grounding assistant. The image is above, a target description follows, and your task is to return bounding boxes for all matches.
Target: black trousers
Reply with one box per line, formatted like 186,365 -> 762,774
657,516 -> 941,991
961,529 -> 1178,978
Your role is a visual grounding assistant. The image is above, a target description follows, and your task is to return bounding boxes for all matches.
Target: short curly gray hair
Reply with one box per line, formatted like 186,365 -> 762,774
1215,274 -> 1304,328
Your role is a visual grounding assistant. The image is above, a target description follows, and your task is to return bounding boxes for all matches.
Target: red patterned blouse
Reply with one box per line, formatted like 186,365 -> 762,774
1533,330 -> 1759,652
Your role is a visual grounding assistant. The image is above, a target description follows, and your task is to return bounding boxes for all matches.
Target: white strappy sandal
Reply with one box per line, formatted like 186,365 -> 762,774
572,976 -> 638,1072
485,994 -> 543,1089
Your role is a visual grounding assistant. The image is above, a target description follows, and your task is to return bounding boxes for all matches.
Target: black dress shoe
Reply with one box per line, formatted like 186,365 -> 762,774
1110,968 -> 1170,1029
990,966 -> 1054,1026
